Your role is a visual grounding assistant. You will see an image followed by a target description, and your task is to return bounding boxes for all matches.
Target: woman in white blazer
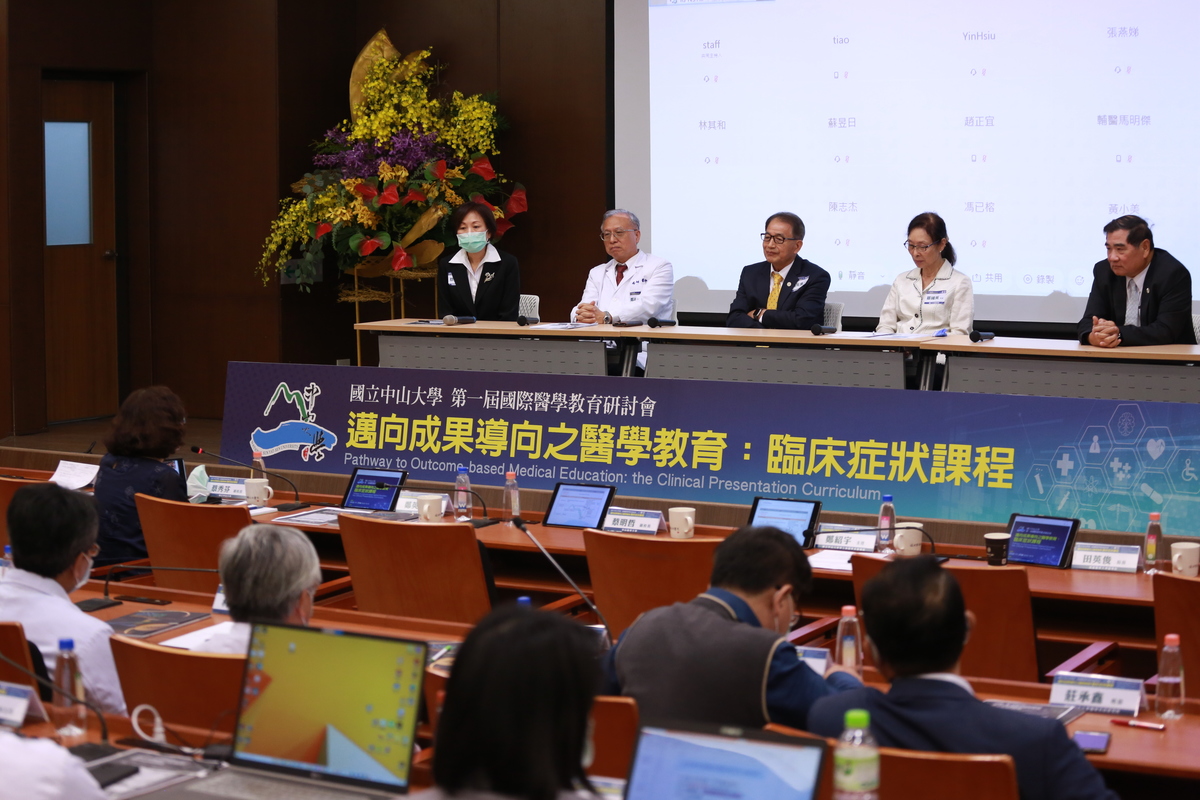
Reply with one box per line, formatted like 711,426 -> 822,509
876,212 -> 974,336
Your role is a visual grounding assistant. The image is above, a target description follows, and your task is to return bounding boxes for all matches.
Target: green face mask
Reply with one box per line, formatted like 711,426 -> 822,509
457,231 -> 488,254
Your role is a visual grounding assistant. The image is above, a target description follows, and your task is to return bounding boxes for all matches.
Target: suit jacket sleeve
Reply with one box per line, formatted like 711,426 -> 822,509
437,259 -> 456,318
1077,261 -> 1118,343
727,266 -> 762,328
760,265 -> 831,330
1038,718 -> 1121,800
1119,255 -> 1194,346
494,253 -> 521,321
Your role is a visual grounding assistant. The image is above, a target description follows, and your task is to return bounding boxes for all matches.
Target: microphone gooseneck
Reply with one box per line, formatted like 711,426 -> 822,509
103,564 -> 221,598
190,445 -> 307,511
512,518 -> 613,648
0,649 -> 111,744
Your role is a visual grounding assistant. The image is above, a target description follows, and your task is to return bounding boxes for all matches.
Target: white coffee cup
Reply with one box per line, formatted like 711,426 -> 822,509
1171,542 -> 1200,578
893,523 -> 924,556
418,494 -> 444,522
668,507 -> 696,539
244,478 -> 274,506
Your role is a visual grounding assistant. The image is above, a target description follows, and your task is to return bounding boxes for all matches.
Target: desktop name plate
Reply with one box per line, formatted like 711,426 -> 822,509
814,525 -> 877,553
1050,671 -> 1145,716
602,507 -> 666,535
1071,542 -> 1140,574
207,477 -> 248,499
0,681 -> 33,727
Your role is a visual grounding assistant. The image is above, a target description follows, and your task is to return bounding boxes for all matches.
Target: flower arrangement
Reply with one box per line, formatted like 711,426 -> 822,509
258,31 -> 527,291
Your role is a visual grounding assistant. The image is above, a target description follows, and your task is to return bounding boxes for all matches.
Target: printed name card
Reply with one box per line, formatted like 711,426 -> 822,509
1050,671 -> 1144,716
603,507 -> 666,535
795,646 -> 829,676
207,477 -> 247,499
1072,542 -> 1140,574
395,491 -> 450,516
814,525 -> 877,553
212,584 -> 230,615
0,681 -> 34,727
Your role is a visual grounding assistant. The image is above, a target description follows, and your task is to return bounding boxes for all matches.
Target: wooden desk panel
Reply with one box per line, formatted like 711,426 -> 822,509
922,335 -> 1200,361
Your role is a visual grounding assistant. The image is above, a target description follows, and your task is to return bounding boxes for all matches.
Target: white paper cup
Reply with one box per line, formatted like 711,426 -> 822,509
1171,542 -> 1200,577
244,478 -> 274,505
893,523 -> 924,556
418,494 -> 444,522
668,507 -> 696,539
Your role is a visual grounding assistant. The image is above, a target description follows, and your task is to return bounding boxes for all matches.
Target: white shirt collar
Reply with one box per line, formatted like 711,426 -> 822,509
1,567 -> 72,602
769,260 -> 793,283
449,243 -> 501,271
913,672 -> 975,695
607,249 -> 647,273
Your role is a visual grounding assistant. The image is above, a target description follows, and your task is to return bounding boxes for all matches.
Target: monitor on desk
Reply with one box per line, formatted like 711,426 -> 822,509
340,467 -> 408,512
1006,513 -> 1079,569
543,482 -> 616,529
748,497 -> 822,548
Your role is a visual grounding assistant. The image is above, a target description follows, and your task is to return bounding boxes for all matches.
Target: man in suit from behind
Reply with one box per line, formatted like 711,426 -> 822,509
808,556 -> 1117,800
1076,214 -> 1195,347
727,212 -> 830,329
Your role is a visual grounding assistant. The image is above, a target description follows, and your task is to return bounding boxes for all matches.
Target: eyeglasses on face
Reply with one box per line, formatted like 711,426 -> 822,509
903,241 -> 940,252
600,229 -> 636,241
762,233 -> 801,245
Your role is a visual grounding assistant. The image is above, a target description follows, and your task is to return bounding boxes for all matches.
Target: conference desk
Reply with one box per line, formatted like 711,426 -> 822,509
923,334 -> 1200,401
356,318 -> 930,387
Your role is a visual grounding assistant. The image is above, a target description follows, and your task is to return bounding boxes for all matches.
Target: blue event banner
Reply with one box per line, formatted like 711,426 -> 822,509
221,362 -> 1200,535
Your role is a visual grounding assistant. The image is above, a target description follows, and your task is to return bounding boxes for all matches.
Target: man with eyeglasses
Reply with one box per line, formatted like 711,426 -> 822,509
727,212 -> 830,329
602,526 -> 861,731
0,483 -> 127,714
572,209 -> 675,327
1076,214 -> 1195,347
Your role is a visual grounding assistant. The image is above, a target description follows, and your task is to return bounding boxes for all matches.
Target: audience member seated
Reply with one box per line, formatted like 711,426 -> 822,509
93,386 -> 188,567
416,605 -> 601,800
0,729 -> 105,800
808,556 -> 1117,800
0,484 -> 126,713
191,524 -> 322,654
603,526 -> 861,729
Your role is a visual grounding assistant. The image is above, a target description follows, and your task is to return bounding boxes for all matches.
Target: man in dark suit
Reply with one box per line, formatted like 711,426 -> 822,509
727,212 -> 830,329
808,557 -> 1117,800
1077,214 -> 1195,346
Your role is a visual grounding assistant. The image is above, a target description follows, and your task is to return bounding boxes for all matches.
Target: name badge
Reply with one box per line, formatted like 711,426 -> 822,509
629,291 -> 641,297
0,681 -> 34,727
792,276 -> 809,290
447,274 -> 457,286
1072,542 -> 1140,574
795,646 -> 829,676
213,584 -> 230,615
602,507 -> 665,535
924,289 -> 947,305
207,477 -> 247,499
814,524 -> 877,552
1050,671 -> 1145,716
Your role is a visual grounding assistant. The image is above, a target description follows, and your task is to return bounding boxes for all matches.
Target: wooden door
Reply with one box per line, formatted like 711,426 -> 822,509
42,80 -> 119,422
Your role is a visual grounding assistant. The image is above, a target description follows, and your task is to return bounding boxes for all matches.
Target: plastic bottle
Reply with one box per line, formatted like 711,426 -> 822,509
835,605 -> 863,671
503,471 -> 521,523
52,638 -> 87,738
454,466 -> 472,521
1156,633 -> 1184,720
1143,512 -> 1162,575
834,709 -> 879,800
877,494 -> 896,554
516,596 -> 532,608
251,450 -> 266,479
0,544 -> 11,574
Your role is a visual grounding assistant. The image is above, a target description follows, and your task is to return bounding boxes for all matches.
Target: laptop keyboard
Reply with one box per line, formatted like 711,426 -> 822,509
186,771 -> 386,800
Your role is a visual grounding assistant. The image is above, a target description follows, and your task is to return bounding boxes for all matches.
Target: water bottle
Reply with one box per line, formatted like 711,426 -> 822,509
454,466 -> 472,521
835,605 -> 863,671
251,450 -> 266,479
877,494 -> 896,555
503,471 -> 521,523
834,709 -> 879,800
0,544 -> 11,575
1156,633 -> 1184,720
1142,512 -> 1162,575
516,596 -> 532,608
52,638 -> 87,739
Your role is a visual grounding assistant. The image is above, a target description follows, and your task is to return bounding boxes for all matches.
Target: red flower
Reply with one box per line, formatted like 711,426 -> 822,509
432,160 -> 447,181
504,185 -> 528,216
468,156 -> 496,180
359,236 -> 384,256
378,183 -> 400,205
354,183 -> 378,199
392,245 -> 413,270
314,222 -> 332,240
494,217 -> 514,237
401,189 -> 427,205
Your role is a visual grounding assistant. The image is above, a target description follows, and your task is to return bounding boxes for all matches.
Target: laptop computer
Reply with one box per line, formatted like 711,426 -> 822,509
141,622 -> 428,799
623,721 -> 827,800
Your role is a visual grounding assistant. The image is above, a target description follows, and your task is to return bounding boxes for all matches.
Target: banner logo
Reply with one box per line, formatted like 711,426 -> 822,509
250,382 -> 338,462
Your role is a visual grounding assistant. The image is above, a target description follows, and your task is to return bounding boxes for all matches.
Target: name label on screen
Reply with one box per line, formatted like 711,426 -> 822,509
1050,672 -> 1144,717
1071,542 -> 1140,574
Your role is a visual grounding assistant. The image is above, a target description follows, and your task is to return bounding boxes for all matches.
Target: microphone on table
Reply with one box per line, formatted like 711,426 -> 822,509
443,315 -> 477,326
190,445 -> 308,511
969,330 -> 995,342
517,315 -> 540,326
513,518 -> 613,648
452,488 -> 498,529
647,317 -> 676,328
811,324 -> 837,335
0,649 -> 114,750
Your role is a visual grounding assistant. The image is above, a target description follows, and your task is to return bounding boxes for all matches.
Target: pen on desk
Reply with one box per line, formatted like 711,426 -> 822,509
430,644 -> 455,662
1110,719 -> 1166,731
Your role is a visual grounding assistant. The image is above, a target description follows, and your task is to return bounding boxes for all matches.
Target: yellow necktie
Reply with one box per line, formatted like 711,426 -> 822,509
766,270 -> 783,310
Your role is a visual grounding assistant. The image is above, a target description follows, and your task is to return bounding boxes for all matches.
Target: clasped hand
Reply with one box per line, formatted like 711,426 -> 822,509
1087,316 -> 1120,348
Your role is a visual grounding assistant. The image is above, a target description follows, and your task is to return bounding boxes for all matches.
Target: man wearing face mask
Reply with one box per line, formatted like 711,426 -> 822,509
602,526 -> 861,730
0,483 -> 126,714
437,201 -> 521,321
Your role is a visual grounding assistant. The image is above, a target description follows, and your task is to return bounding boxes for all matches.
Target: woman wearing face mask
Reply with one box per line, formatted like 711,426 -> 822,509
415,605 -> 601,800
437,201 -> 521,322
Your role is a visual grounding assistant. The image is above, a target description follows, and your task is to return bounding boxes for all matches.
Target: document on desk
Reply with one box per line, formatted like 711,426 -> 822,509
530,322 -> 598,330
50,460 -> 100,489
271,507 -> 342,525
160,620 -> 237,650
407,319 -> 445,325
806,549 -> 855,572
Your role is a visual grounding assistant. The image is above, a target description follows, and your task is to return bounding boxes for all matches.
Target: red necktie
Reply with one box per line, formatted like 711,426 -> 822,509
615,263 -> 628,285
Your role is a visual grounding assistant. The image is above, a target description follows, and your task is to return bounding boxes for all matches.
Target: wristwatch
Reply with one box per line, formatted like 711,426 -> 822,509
603,311 -> 613,325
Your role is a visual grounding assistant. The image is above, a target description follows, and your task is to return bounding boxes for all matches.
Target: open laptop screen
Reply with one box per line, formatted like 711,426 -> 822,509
233,623 -> 427,791
624,724 -> 825,800
341,467 -> 408,512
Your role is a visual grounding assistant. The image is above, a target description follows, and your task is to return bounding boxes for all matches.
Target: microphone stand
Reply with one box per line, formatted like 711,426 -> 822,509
512,518 -> 613,648
190,446 -> 308,511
